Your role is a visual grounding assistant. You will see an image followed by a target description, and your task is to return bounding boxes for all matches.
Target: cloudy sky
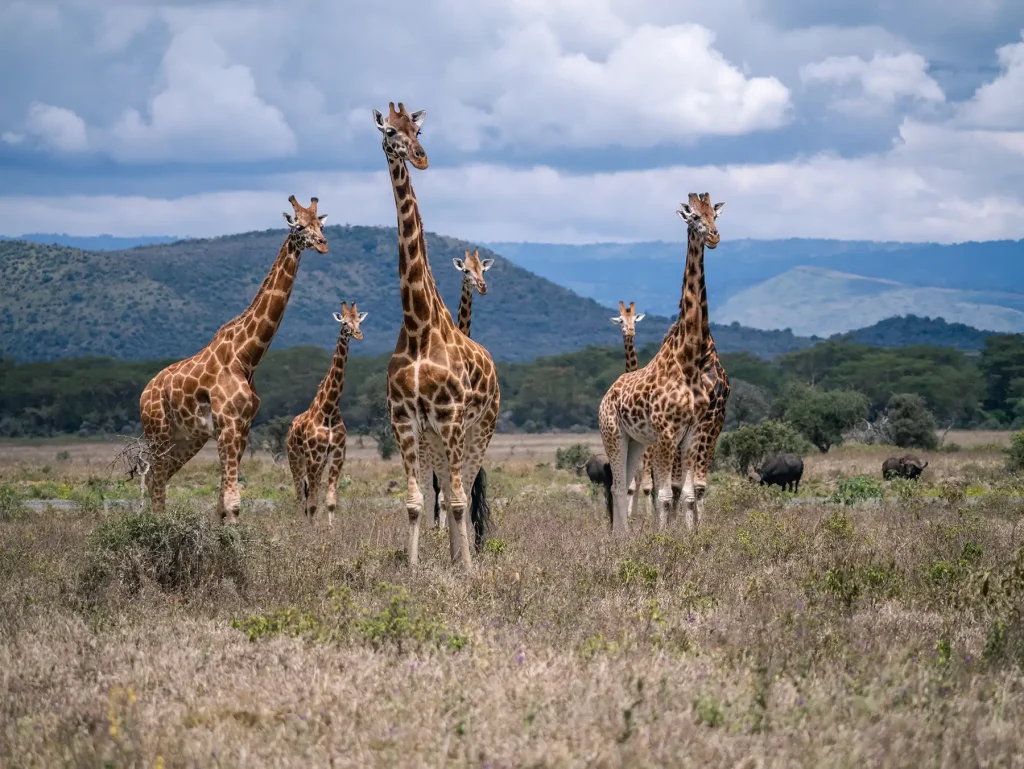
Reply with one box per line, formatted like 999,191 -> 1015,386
1,0 -> 1022,243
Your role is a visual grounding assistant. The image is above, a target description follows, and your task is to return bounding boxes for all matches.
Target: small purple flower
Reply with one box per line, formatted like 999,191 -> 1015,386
687,614 -> 696,623
299,715 -> 307,721
797,698 -> 804,706
797,601 -> 804,609
517,652 -> 525,663
966,654 -> 973,664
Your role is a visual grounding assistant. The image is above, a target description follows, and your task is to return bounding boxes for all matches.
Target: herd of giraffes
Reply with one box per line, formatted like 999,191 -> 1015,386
136,101 -> 731,569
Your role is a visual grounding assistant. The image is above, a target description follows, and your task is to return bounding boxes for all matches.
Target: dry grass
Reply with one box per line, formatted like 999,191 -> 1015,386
2,435 -> 1024,767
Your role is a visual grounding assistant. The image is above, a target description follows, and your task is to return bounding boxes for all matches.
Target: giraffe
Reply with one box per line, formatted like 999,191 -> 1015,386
139,195 -> 329,523
285,301 -> 367,527
598,192 -> 724,534
433,249 -> 494,550
372,101 -> 501,568
609,301 -> 649,516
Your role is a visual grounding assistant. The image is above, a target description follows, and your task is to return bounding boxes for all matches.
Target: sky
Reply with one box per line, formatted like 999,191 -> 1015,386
0,0 -> 1022,244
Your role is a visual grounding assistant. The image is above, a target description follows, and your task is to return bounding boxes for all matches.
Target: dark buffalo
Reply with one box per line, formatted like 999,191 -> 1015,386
882,454 -> 929,480
576,455 -> 615,525
748,452 -> 804,492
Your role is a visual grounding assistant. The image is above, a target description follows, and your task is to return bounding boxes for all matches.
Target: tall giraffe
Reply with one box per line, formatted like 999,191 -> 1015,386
433,249 -> 494,551
285,301 -> 367,527
139,196 -> 328,523
609,301 -> 649,516
598,193 -> 724,533
373,102 -> 501,568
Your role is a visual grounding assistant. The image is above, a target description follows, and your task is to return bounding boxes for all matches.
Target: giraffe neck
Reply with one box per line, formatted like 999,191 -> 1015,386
311,330 -> 350,421
231,237 -> 303,372
622,334 -> 638,372
457,277 -> 474,336
655,227 -> 706,375
386,155 -> 451,334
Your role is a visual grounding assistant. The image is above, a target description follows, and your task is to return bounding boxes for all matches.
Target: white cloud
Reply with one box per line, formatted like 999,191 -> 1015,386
446,21 -> 792,149
22,102 -> 90,152
2,111 -> 1022,243
801,52 -> 945,114
957,32 -> 1024,129
107,23 -> 297,162
1,131 -> 23,145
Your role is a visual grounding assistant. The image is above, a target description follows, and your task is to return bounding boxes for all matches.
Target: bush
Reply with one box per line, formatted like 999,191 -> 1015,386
885,393 -> 938,449
555,443 -> 594,471
1006,430 -> 1024,473
829,475 -> 885,505
722,379 -> 772,431
775,384 -> 870,453
251,415 -> 292,461
78,505 -> 248,601
0,483 -> 27,521
716,419 -> 812,474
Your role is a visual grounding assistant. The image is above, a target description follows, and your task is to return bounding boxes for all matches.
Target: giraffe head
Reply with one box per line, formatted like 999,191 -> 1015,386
610,300 -> 645,338
282,195 -> 329,253
332,301 -> 368,341
677,192 -> 725,249
452,249 -> 494,295
372,102 -> 428,170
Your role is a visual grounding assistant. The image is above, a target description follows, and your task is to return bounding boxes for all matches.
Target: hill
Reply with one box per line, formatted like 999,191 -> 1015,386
0,233 -> 180,250
717,267 -> 1024,337
488,238 -> 1024,333
0,228 -> 813,364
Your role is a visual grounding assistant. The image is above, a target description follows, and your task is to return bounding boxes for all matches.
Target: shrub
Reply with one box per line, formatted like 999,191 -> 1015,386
1006,430 -> 1024,473
555,443 -> 593,471
0,483 -> 27,521
885,393 -> 938,449
775,384 -> 870,453
78,505 -> 248,601
716,419 -> 812,474
829,475 -> 884,505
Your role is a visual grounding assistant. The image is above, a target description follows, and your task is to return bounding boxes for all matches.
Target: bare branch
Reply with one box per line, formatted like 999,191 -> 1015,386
108,435 -> 171,497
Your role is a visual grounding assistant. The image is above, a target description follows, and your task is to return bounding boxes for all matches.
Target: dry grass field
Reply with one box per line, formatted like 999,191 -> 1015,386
2,431 -> 1024,767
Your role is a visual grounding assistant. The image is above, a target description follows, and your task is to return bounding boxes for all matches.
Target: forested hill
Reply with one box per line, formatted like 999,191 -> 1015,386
0,226 -> 1010,364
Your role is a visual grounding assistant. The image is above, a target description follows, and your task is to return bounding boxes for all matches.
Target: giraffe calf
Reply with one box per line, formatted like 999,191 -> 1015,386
286,302 -> 367,525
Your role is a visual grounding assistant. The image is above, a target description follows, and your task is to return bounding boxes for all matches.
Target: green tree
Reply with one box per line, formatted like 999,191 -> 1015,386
978,334 -> 1024,424
723,379 -> 772,430
775,383 -> 869,452
716,419 -> 812,474
884,393 -> 938,449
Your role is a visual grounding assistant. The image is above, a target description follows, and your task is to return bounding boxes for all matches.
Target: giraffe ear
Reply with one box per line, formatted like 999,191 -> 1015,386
283,212 -> 297,227
635,313 -> 646,323
677,203 -> 694,221
318,214 -> 328,223
452,257 -> 466,271
713,201 -> 725,216
332,312 -> 344,323
610,316 -> 624,325
372,109 -> 386,132
357,312 -> 368,323
410,109 -> 426,127
480,258 -> 494,271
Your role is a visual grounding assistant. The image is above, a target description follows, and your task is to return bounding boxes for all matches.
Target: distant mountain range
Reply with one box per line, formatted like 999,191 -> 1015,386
0,233 -> 181,250
488,238 -> 1024,335
0,229 -> 1016,365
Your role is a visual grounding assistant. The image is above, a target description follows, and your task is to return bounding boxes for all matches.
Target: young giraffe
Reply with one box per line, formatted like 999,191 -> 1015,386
609,301 -> 649,516
139,196 -> 328,523
433,249 -> 494,542
598,192 -> 724,533
285,301 -> 367,527
372,101 -> 501,568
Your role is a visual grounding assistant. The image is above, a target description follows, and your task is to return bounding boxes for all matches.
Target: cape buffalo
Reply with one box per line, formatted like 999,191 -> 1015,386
748,452 -> 804,492
882,454 -> 929,480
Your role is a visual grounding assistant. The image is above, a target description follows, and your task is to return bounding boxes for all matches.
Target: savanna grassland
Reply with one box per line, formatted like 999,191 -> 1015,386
2,432 -> 1024,768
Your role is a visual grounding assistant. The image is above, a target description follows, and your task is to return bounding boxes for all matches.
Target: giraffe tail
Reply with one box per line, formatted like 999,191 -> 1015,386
602,461 -> 614,529
470,468 -> 490,553
432,472 -> 441,526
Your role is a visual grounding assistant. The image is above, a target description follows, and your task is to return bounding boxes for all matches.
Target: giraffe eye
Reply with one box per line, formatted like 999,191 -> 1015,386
386,128 -> 397,137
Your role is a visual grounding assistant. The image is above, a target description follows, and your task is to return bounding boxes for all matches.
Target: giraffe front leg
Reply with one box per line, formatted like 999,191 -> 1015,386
678,434 -> 700,531
146,435 -> 206,515
439,421 -> 472,569
286,423 -> 308,519
324,438 -> 347,528
215,422 -> 249,525
651,437 -> 682,531
391,414 -> 424,567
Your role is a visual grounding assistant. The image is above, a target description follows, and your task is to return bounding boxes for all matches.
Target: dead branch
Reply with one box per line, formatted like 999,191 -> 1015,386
108,435 -> 171,497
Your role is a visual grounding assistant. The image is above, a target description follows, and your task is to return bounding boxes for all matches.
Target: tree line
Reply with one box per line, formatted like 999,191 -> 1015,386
1,333 -> 1022,443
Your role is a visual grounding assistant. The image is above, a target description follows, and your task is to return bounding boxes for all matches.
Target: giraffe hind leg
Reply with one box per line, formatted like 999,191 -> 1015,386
391,413 -> 425,567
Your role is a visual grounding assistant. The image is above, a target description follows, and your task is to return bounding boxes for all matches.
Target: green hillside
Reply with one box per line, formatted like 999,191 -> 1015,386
0,229 -> 813,363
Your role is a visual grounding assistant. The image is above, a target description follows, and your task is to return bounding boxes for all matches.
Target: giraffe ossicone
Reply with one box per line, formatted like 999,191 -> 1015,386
598,192 -> 724,535
373,102 -> 500,569
286,301 -> 367,527
139,195 -> 330,524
